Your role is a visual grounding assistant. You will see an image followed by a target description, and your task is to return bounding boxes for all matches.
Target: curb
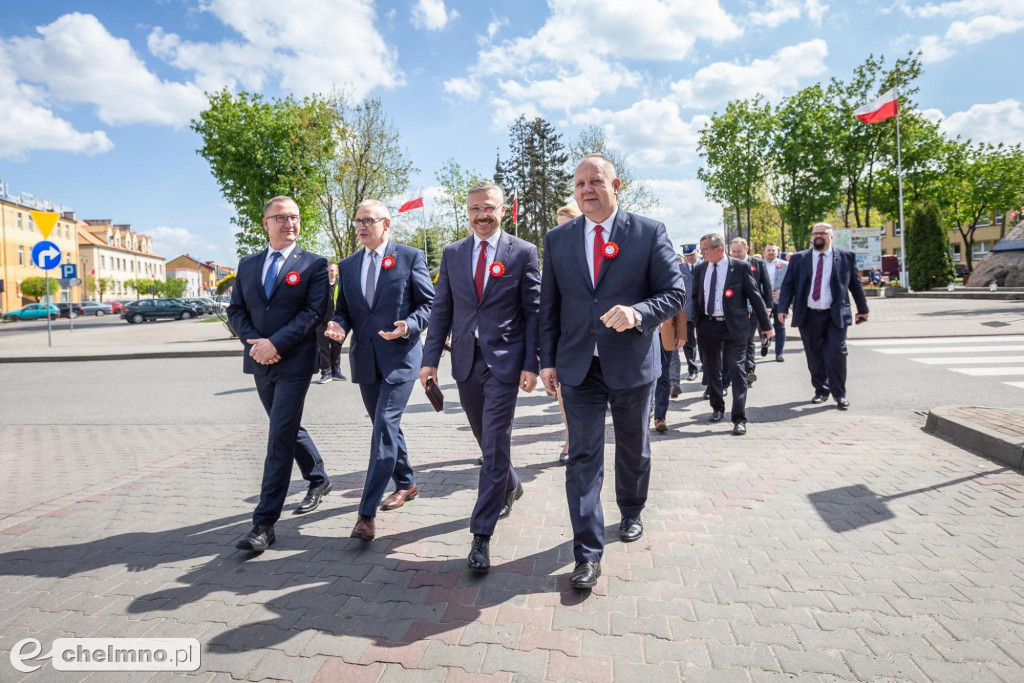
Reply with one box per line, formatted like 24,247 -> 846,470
926,405 -> 1024,470
0,349 -> 241,363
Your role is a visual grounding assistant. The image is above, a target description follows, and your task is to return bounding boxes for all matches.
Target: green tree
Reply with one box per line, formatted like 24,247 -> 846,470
159,278 -> 189,299
125,278 -> 158,299
697,96 -> 771,242
21,276 -> 59,302
505,115 -> 573,248
907,201 -> 955,291
192,89 -> 336,256
86,275 -> 115,301
873,111 -> 946,224
434,157 -> 487,243
569,126 -> 659,213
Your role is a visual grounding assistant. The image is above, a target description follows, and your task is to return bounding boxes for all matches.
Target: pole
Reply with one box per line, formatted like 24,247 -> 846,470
45,270 -> 52,347
895,81 -> 909,290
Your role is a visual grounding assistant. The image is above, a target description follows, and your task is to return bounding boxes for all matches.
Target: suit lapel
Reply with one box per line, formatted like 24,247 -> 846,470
370,244 -> 397,310
568,217 -> 593,292
254,248 -> 271,303
595,210 -> 626,290
480,232 -> 512,304
267,247 -> 302,300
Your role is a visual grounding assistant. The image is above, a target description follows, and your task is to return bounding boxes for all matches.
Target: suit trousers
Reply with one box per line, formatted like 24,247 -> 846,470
799,309 -> 848,399
653,347 -> 673,421
315,322 -> 342,373
668,349 -> 681,389
771,308 -> 787,356
697,319 -> 749,423
457,346 -> 521,536
561,357 -> 654,563
252,372 -> 328,527
743,314 -> 758,374
683,320 -> 699,374
357,378 -> 416,517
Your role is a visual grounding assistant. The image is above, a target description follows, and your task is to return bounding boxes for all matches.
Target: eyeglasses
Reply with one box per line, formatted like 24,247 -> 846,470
266,214 -> 301,224
811,232 -> 831,236
468,206 -> 499,214
351,217 -> 387,228
699,245 -> 722,253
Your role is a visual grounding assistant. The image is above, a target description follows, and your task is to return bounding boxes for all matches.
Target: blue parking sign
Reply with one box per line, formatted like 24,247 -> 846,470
61,263 -> 77,279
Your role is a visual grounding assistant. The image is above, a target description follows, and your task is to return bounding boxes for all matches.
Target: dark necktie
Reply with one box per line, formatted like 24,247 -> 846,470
706,262 -> 717,316
812,252 -> 824,302
474,240 -> 489,300
364,251 -> 377,304
264,251 -> 281,299
592,225 -> 604,286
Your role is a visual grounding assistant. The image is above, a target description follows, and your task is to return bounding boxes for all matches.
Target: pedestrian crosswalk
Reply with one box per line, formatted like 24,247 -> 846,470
849,335 -> 1024,390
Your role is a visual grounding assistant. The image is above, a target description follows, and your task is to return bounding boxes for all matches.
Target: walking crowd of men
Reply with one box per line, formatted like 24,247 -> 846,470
226,153 -> 870,591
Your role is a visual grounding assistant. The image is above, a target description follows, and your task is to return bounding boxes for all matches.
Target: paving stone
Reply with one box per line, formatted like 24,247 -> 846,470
772,647 -> 853,678
247,649 -> 325,682
641,634 -> 711,667
479,645 -> 547,678
418,641 -> 488,673
312,658 -> 385,683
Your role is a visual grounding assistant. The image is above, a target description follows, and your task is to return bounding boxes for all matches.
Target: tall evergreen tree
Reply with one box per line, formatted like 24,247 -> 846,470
907,201 -> 955,291
504,116 -> 572,249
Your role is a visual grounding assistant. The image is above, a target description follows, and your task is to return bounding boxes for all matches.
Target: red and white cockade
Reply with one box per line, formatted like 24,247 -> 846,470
381,255 -> 396,270
489,262 -> 506,277
285,271 -> 301,286
602,242 -> 619,259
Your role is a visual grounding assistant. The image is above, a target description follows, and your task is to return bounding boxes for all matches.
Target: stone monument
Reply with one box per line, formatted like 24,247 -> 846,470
970,218 -> 1024,287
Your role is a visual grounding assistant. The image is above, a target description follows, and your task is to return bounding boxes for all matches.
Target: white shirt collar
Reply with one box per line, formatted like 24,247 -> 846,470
814,246 -> 833,258
473,229 -> 501,249
584,207 -> 618,236
365,237 -> 389,259
268,242 -> 297,262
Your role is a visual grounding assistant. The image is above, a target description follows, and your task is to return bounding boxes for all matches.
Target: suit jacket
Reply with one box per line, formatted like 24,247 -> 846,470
766,258 -> 789,303
691,257 -> 771,341
679,262 -> 696,321
539,210 -> 685,390
422,231 -> 540,385
333,242 -> 434,385
746,258 -> 773,312
777,247 -> 869,329
228,246 -> 330,377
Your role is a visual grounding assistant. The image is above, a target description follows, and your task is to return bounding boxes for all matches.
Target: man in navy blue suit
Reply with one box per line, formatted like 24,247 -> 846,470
421,181 -> 541,573
778,223 -> 869,410
228,195 -> 332,553
540,154 -> 685,590
325,200 -> 434,540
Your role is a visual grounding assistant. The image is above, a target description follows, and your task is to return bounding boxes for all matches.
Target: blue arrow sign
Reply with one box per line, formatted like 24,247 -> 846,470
32,241 -> 62,270
61,263 -> 77,279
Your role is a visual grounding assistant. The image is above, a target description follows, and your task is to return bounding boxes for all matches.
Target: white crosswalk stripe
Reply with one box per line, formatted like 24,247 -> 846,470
858,335 -> 1024,391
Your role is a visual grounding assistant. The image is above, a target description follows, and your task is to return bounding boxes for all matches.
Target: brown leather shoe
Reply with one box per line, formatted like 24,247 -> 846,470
351,515 -> 375,540
654,418 -> 667,433
380,484 -> 419,510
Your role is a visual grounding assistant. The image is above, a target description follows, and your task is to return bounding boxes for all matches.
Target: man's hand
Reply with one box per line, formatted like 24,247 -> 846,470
761,329 -> 774,340
600,305 -> 638,332
324,321 -> 347,342
246,338 -> 279,364
420,365 -> 438,390
541,367 -> 559,394
772,289 -> 780,300
778,312 -> 788,324
675,338 -> 686,350
379,320 -> 410,340
855,313 -> 869,324
520,370 -> 538,393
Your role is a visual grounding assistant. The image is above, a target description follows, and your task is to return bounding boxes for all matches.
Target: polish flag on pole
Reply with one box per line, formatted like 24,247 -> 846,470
398,197 -> 424,213
511,189 -> 519,224
854,88 -> 898,124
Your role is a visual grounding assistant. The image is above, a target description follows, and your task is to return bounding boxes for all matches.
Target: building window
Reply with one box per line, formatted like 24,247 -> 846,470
996,212 -> 1004,225
951,244 -> 962,263
101,255 -> 105,268
893,223 -> 901,237
972,241 -> 992,259
17,213 -> 23,229
18,246 -> 25,266
973,214 -> 992,227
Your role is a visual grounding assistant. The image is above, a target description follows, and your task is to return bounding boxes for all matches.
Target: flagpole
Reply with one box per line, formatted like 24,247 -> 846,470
895,80 -> 908,290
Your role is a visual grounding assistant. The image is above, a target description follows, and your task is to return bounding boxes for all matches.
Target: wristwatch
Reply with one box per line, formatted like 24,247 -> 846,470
633,307 -> 643,332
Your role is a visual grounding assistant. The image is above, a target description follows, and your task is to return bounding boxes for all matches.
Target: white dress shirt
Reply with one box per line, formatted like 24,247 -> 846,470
807,247 -> 834,310
261,242 -> 298,284
703,258 -> 728,317
360,238 -> 390,300
584,208 -> 618,287
472,229 -> 502,339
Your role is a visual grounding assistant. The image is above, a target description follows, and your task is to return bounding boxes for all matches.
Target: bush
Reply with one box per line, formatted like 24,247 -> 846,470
907,201 -> 955,291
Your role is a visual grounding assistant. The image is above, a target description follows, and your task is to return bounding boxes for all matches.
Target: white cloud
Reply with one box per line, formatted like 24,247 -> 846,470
909,0 -> 1024,62
148,226 -> 219,256
485,17 -> 509,41
572,99 -> 709,167
671,39 -> 828,109
917,34 -> 956,62
645,178 -> 723,246
938,100 -> 1024,145
7,13 -> 207,127
748,0 -> 828,27
411,0 -> 459,31
443,76 -> 479,100
150,0 -> 403,99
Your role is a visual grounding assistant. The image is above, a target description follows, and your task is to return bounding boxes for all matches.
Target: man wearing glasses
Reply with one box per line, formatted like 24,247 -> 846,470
777,223 -> 869,410
228,196 -> 333,553
325,200 -> 434,541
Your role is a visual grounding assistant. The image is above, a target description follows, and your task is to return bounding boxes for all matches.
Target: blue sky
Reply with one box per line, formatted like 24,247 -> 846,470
1,0 -> 1022,266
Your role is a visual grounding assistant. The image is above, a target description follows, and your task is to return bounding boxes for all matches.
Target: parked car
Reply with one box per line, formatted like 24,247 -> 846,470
108,301 -> 125,314
181,297 -> 214,315
54,302 -> 85,319
121,298 -> 201,323
80,301 -> 114,316
3,303 -> 59,322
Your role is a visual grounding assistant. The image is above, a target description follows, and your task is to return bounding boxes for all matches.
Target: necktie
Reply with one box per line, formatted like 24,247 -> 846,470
364,251 -> 377,304
264,251 -> 281,298
706,262 -> 717,316
474,240 -> 489,300
592,225 -> 604,286
812,252 -> 824,302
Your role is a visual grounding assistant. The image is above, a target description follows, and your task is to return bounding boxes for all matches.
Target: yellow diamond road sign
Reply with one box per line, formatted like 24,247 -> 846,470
29,210 -> 60,240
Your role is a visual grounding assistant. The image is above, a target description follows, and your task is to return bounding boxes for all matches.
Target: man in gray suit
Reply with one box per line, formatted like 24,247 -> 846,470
763,243 -> 788,362
422,181 -> 541,573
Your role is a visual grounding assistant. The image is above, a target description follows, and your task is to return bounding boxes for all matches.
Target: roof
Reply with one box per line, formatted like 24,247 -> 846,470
76,222 -> 164,259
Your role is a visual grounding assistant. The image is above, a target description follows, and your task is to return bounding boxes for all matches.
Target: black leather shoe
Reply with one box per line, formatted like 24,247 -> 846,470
709,411 -> 724,423
294,480 -> 332,514
570,561 -> 601,589
235,525 -> 275,552
467,534 -> 490,573
837,397 -> 850,410
558,451 -> 569,466
687,371 -> 698,381
747,372 -> 757,386
670,385 -> 681,398
498,483 -> 524,519
619,516 -> 643,542
703,389 -> 710,400
732,421 -> 747,436
761,339 -> 770,357
811,393 -> 829,404
476,456 -> 484,465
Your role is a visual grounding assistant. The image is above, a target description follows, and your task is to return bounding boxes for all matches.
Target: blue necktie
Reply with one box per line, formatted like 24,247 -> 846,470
706,263 -> 717,316
264,251 -> 281,298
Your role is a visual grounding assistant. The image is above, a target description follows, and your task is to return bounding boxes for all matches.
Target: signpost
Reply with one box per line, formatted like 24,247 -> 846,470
29,211 -> 61,347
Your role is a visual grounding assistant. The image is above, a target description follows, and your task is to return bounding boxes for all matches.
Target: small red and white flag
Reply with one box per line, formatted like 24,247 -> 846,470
398,197 -> 424,213
511,189 -> 519,224
854,88 -> 898,124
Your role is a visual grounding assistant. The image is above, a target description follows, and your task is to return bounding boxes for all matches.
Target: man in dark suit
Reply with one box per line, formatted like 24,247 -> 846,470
315,262 -> 345,384
421,181 -> 541,573
763,244 -> 789,362
679,246 -> 701,381
540,154 -> 684,590
324,199 -> 434,540
228,195 -> 333,553
691,233 -> 772,436
729,238 -> 773,386
777,223 -> 869,410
